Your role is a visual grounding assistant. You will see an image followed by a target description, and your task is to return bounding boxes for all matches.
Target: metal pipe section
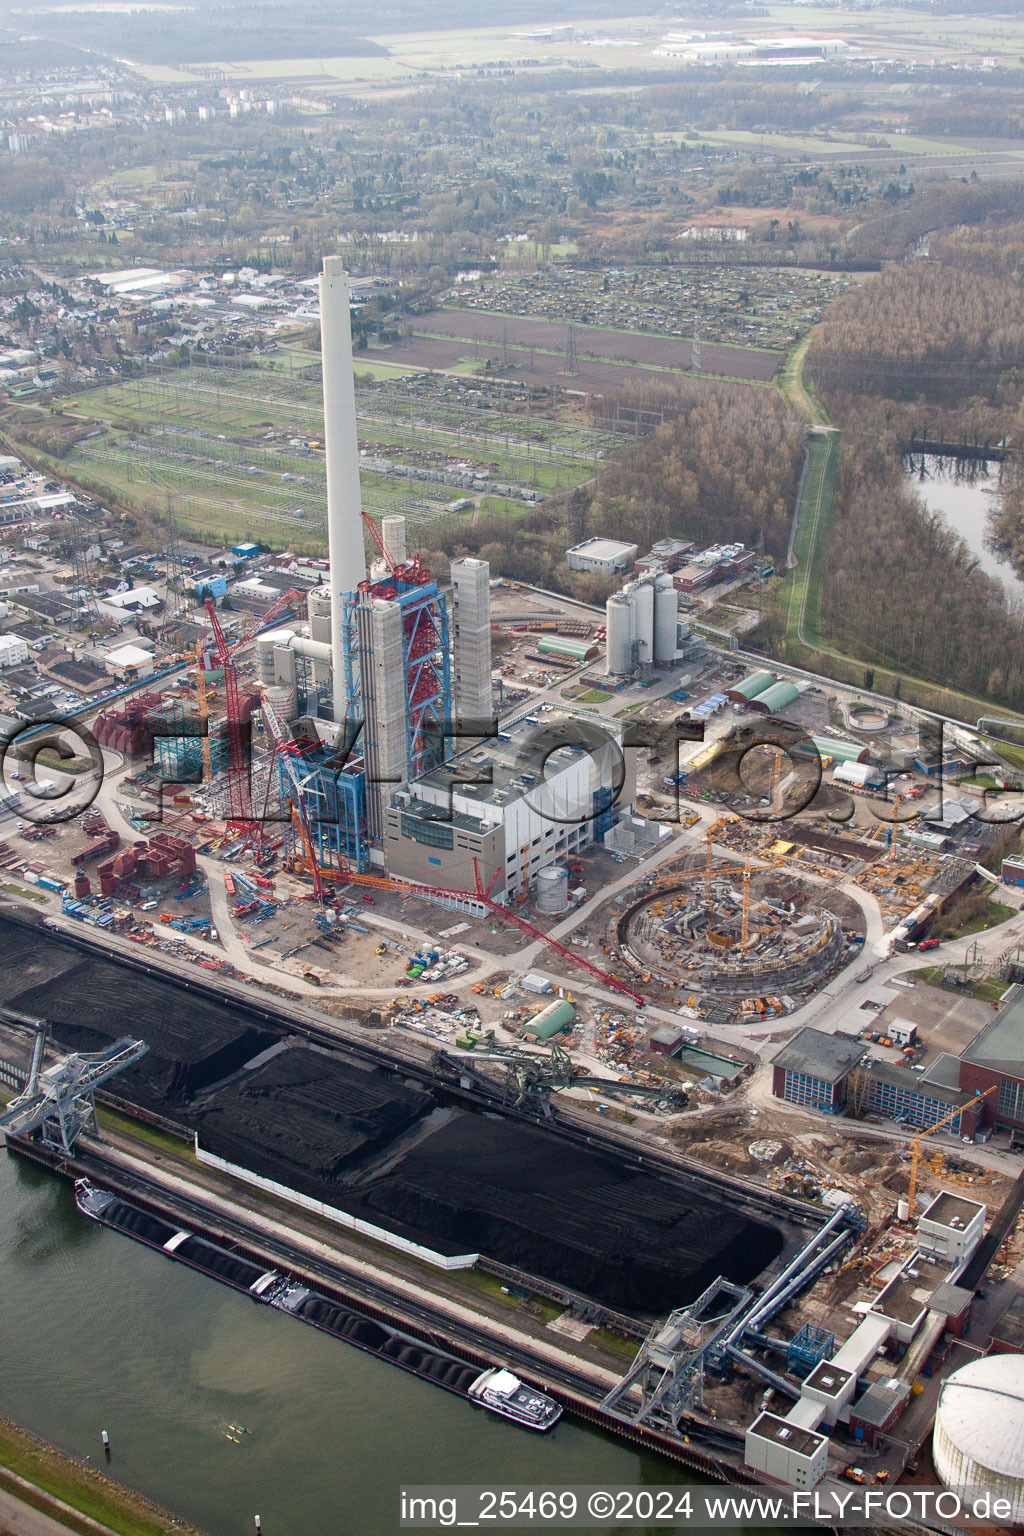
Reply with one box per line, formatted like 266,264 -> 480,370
318,256 -> 367,725
725,1347 -> 801,1400
743,1230 -> 852,1337
722,1205 -> 850,1349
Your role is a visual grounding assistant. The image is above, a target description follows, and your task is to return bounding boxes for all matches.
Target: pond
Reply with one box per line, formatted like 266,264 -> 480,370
903,452 -> 1024,606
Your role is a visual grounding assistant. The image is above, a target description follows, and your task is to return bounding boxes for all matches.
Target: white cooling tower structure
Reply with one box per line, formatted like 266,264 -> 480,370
319,256 -> 368,724
632,577 -> 654,666
605,592 -> 635,676
654,572 -> 681,664
381,514 -> 407,567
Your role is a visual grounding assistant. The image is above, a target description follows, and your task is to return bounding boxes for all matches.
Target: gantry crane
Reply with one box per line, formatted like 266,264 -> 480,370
0,1027 -> 148,1156
202,588 -> 303,834
907,1084 -> 997,1212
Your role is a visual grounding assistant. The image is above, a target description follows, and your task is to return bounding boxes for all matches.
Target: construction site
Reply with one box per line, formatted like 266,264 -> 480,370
5,256 -> 1024,1503
615,833 -> 851,1021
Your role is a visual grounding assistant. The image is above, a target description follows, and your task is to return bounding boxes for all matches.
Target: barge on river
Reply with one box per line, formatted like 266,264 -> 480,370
74,1180 -> 562,1433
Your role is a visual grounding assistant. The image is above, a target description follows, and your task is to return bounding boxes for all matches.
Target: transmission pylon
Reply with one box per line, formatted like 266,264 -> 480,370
564,323 -> 580,377
500,322 -> 513,370
69,504 -> 98,621
691,328 -> 703,376
163,492 -> 188,617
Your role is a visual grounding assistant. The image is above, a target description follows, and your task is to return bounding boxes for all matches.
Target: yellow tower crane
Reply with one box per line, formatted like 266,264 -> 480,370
906,1084 -> 997,1213
740,854 -> 752,950
704,828 -> 714,901
769,747 -> 783,818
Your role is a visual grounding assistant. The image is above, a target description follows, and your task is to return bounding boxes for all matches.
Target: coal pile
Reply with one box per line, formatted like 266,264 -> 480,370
0,917 -> 279,1109
197,1046 -> 784,1314
358,1114 -> 784,1312
195,1046 -> 434,1180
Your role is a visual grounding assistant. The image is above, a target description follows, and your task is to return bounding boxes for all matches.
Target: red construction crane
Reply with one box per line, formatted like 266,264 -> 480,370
203,588 -> 303,835
259,685 -> 324,904
360,509 -> 431,586
469,860 -> 644,1007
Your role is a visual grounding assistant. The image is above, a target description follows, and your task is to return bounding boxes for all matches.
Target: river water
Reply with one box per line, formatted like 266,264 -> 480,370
0,1150 -> 693,1536
903,452 -> 1024,605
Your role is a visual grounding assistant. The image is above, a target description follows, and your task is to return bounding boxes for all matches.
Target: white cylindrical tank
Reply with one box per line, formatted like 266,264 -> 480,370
381,514 -> 407,567
934,1355 -> 1024,1522
654,573 -> 680,664
605,593 -> 634,676
897,1197 -> 910,1222
633,578 -> 654,665
256,628 -> 296,686
534,865 -> 569,914
319,256 -> 368,725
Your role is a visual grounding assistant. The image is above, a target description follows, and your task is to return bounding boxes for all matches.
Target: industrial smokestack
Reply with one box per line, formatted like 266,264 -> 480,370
319,256 -> 367,724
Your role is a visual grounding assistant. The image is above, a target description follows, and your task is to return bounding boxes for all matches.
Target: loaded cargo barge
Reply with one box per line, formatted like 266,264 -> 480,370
74,1181 -> 562,1433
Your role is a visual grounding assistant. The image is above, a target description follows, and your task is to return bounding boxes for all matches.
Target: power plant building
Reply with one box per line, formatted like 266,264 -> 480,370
384,710 -> 634,898
278,260 -> 631,899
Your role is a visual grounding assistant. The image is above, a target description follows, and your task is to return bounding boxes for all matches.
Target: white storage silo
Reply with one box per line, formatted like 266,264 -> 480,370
633,578 -> 654,666
654,573 -> 680,664
605,592 -> 635,676
934,1355 -> 1024,1522
381,514 -> 407,566
535,865 -> 569,914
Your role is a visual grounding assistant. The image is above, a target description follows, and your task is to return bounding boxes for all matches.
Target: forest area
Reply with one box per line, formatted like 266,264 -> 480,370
418,380 -> 803,604
804,197 -> 1024,709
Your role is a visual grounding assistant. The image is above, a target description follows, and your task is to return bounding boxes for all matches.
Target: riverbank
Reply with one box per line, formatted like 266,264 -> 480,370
0,1416 -> 205,1536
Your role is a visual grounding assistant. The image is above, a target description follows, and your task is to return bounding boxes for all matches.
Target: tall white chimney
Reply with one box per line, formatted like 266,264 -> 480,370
319,255 -> 367,724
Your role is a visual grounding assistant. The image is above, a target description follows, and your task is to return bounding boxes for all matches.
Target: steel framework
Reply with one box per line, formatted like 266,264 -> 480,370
0,1027 -> 148,1156
601,1279 -> 752,1428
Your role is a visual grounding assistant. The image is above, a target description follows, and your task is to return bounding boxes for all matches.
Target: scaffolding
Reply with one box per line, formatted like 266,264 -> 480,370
279,745 -> 368,874
786,1321 -> 834,1377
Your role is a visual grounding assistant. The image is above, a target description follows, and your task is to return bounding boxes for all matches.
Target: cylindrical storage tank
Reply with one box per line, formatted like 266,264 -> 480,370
381,514 -> 407,566
524,997 -> 577,1040
752,680 -> 799,715
74,871 -> 91,898
264,682 -> 298,727
654,573 -> 680,664
605,593 -> 634,676
727,669 -> 775,704
934,1356 -> 1024,1522
633,579 -> 654,664
256,628 -> 295,686
534,865 -> 569,914
897,1197 -> 910,1221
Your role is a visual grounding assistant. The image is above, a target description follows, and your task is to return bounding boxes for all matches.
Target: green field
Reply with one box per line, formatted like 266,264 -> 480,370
49,352 -> 607,548
694,128 -> 972,159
